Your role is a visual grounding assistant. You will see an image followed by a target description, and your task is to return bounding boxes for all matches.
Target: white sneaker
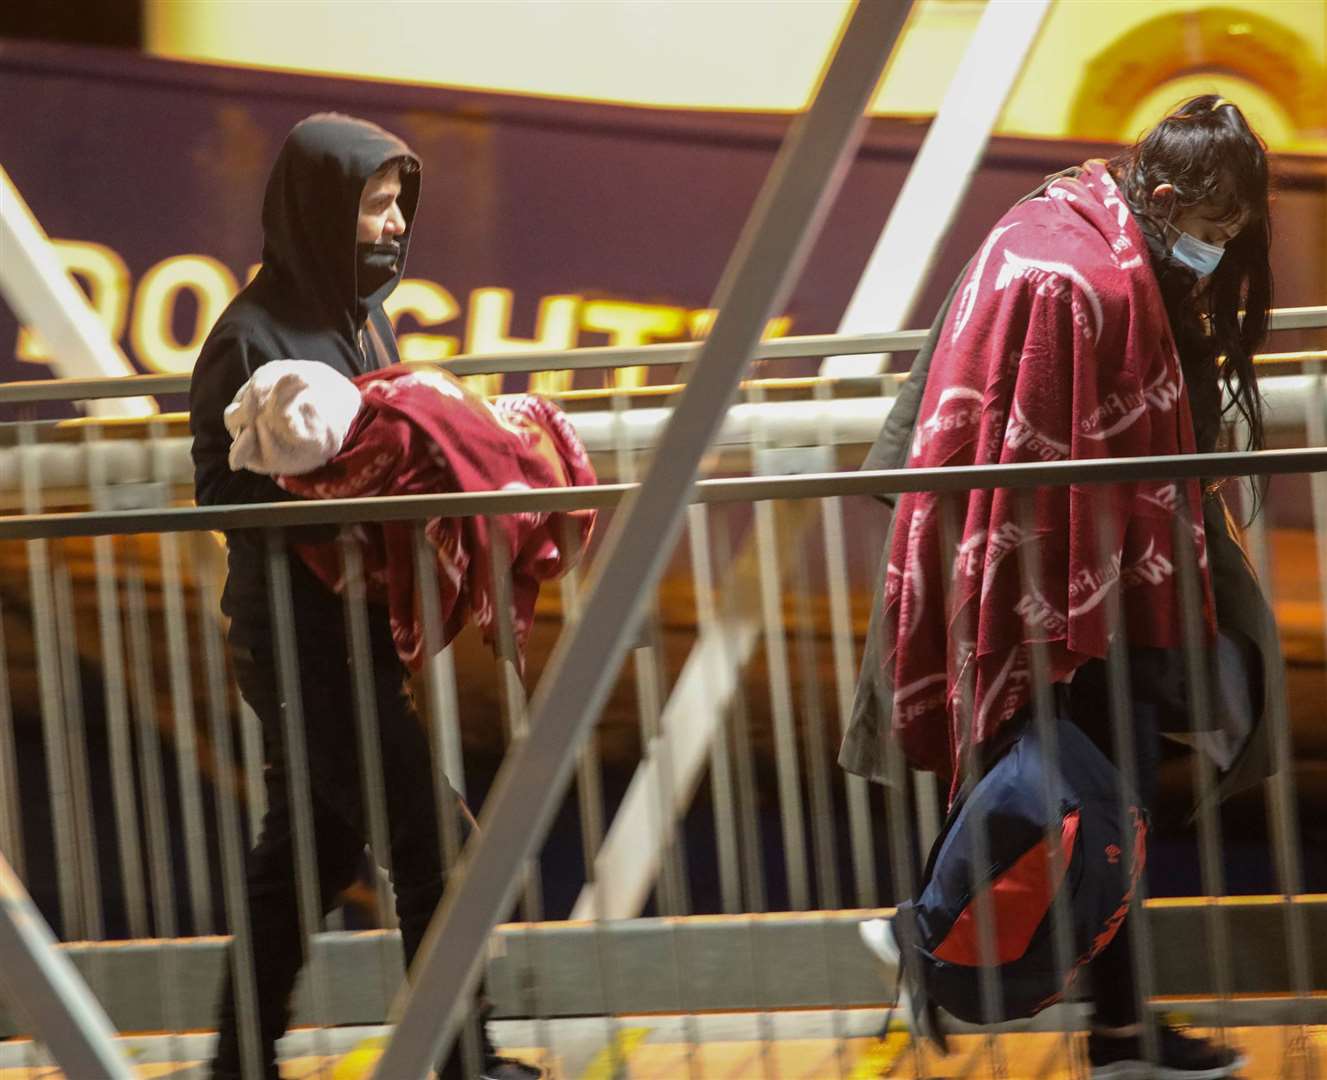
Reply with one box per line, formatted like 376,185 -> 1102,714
859,918 -> 909,1016
859,916 -> 946,1050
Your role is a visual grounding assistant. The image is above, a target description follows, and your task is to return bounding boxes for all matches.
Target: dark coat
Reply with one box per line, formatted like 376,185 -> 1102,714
189,113 -> 421,644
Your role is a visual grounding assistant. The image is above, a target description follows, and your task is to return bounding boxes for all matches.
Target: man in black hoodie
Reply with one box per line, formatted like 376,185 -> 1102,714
191,113 -> 541,1080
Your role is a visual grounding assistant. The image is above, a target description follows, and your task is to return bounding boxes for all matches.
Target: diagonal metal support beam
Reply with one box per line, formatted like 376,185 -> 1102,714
568,500 -> 830,920
0,166 -> 155,419
0,853 -> 132,1078
568,535 -> 770,921
371,2 -> 916,1074
821,0 -> 1052,377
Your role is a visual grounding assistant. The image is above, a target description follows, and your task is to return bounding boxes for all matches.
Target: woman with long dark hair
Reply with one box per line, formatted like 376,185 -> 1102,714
844,97 -> 1276,1078
1110,94 -> 1271,459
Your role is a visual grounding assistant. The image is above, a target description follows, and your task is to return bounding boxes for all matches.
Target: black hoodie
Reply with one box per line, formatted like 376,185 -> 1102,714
189,113 -> 421,644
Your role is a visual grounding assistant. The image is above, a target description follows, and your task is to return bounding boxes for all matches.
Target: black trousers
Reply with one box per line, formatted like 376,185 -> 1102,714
212,605 -> 466,1079
1060,660 -> 1163,1030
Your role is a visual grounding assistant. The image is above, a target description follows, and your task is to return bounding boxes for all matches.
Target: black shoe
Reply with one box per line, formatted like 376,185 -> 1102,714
1087,1024 -> 1247,1079
480,1053 -> 545,1079
480,1016 -> 545,1080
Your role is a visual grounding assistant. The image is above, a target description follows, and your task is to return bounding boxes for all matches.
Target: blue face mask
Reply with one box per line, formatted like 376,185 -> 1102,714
1165,217 -> 1225,276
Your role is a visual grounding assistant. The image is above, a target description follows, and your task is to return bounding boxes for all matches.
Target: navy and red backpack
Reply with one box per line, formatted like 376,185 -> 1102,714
893,711 -> 1148,1032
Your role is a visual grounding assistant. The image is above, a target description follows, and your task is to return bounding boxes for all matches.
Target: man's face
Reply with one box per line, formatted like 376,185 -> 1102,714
357,163 -> 406,245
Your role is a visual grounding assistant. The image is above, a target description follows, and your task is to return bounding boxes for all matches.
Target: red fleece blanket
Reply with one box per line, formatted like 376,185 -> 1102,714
882,161 -> 1215,785
278,365 -> 596,671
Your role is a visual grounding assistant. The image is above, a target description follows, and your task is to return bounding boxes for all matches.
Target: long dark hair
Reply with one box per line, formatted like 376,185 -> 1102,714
1108,94 -> 1272,453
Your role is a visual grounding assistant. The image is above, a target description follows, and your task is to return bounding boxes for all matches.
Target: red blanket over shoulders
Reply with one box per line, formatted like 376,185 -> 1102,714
882,160 -> 1215,785
278,365 -> 596,671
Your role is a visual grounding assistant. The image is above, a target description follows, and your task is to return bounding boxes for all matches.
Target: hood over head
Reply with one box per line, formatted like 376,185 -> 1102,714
260,112 -> 421,329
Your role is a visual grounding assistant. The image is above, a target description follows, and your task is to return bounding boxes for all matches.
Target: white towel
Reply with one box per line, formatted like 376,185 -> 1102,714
224,359 -> 363,476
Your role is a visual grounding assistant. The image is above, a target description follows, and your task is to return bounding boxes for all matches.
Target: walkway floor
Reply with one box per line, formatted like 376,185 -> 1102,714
2,1013 -> 1324,1078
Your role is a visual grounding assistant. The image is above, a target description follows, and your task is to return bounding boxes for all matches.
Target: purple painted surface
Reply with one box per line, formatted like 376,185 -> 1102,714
0,41 -> 1322,423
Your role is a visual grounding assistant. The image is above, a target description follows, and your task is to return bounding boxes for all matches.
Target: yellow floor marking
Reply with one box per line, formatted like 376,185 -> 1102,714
329,1035 -> 387,1080
579,1026 -> 651,1080
848,1031 -> 912,1079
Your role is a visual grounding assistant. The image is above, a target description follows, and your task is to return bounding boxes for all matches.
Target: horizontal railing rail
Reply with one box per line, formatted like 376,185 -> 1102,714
0,446 -> 1324,540
0,305 -> 1322,406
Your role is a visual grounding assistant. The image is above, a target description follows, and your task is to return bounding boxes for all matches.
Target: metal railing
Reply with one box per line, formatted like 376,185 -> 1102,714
1,294 -> 1325,1077
1,434 -> 1325,1074
0,14 -> 1324,1062
0,305 -> 1323,407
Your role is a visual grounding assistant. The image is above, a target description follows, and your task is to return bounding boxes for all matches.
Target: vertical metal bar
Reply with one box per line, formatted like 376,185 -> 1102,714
649,630 -> 705,1079
486,518 -> 529,743
715,508 -> 781,1080
560,527 -> 610,895
755,495 -> 809,910
790,523 -> 840,910
1238,481 -> 1273,595
640,599 -> 703,1077
17,421 -> 80,939
1224,447 -> 1309,1070
911,771 -> 942,866
193,533 -> 264,1080
0,597 -> 23,877
122,557 -> 176,944
790,516 -> 849,1076
193,536 -> 268,846
1013,492 -> 1084,1076
1307,373 -> 1327,648
83,425 -> 147,939
558,524 -> 626,1078
820,0 -> 1051,378
1251,483 -> 1317,1073
686,503 -> 743,914
410,526 -> 483,1079
712,507 -> 770,915
123,562 -> 177,939
935,496 -> 1004,1074
151,417 -> 213,936
1172,499 -> 1233,1036
1095,508 -> 1160,1070
428,645 -> 467,802
411,528 -> 465,868
340,536 -> 400,947
707,502 -> 778,1077
484,516 -> 554,1072
815,410 -> 877,906
237,693 -> 267,846
51,555 -> 104,941
122,561 -> 183,1057
0,852 -> 133,1080
263,530 -> 333,1067
339,535 -> 396,904
876,579 -> 927,1080
372,4 -> 915,1067
747,380 -> 810,912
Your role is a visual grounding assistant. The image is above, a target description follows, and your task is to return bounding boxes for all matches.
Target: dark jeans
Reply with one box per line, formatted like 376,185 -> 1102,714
212,605 -> 466,1079
1060,660 -> 1162,1030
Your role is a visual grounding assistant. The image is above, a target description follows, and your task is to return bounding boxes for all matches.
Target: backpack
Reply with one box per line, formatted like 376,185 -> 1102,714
893,711 -> 1147,1031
